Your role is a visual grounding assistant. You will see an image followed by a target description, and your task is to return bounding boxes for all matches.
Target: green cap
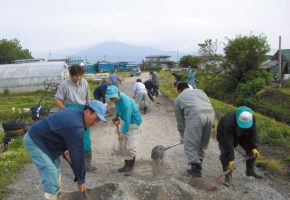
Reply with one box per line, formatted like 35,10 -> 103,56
236,106 -> 253,129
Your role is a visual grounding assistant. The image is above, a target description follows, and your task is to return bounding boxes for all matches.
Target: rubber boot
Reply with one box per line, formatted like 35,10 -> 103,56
118,157 -> 135,173
187,163 -> 202,178
200,159 -> 203,168
246,157 -> 263,179
128,157 -> 136,170
85,151 -> 97,172
118,160 -> 129,172
143,106 -> 148,114
125,157 -> 136,176
223,173 -> 232,187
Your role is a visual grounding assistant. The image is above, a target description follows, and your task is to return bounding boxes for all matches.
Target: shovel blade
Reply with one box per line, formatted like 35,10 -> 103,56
151,145 -> 166,161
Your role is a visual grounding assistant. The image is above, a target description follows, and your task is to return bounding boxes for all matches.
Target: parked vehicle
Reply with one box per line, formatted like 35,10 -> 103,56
92,73 -> 110,83
130,66 -> 141,76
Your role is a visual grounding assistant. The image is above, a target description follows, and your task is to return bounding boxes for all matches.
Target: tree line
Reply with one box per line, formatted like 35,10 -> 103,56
0,38 -> 33,64
179,34 -> 272,105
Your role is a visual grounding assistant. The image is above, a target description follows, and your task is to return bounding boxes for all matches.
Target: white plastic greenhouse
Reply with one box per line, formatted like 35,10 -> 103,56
0,61 -> 69,92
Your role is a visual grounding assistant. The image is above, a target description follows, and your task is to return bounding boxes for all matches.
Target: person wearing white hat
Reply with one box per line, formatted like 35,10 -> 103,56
217,106 -> 262,187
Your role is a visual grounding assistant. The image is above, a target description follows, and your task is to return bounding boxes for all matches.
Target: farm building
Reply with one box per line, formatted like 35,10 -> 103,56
84,63 -> 96,73
98,61 -> 127,72
261,49 -> 290,80
0,61 -> 69,92
144,55 -> 175,70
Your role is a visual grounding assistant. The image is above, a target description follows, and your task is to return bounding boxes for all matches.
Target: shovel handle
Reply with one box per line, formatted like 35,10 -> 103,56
164,142 -> 181,150
82,189 -> 90,200
213,155 -> 256,182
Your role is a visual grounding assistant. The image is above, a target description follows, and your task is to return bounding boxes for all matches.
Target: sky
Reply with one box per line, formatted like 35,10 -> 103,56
1,0 -> 290,59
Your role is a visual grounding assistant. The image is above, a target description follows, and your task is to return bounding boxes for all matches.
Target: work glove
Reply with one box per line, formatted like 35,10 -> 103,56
252,148 -> 260,158
228,160 -> 235,171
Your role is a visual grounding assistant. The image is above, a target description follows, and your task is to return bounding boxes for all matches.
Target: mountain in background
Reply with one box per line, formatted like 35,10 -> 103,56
74,41 -> 181,63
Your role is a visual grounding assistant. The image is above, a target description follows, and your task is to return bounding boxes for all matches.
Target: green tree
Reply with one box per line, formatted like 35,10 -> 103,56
0,38 -> 33,64
179,55 -> 200,68
198,39 -> 219,59
197,39 -> 224,92
223,34 -> 270,84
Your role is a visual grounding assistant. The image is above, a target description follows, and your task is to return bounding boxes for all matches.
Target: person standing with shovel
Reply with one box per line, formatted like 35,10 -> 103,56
217,106 -> 262,187
174,81 -> 215,178
106,85 -> 142,174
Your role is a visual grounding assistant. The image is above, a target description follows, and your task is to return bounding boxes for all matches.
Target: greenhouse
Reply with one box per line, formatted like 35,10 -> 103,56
0,61 -> 69,92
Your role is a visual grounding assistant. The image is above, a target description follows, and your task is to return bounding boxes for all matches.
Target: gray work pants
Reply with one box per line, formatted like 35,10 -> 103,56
135,91 -> 149,109
184,112 -> 214,164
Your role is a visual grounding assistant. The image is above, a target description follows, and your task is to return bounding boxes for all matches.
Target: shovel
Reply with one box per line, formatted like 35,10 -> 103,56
213,155 -> 256,183
113,120 -> 126,154
81,190 -> 91,200
192,155 -> 256,191
151,141 -> 181,161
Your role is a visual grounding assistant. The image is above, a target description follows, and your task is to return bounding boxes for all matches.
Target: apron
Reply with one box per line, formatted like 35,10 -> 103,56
65,104 -> 91,152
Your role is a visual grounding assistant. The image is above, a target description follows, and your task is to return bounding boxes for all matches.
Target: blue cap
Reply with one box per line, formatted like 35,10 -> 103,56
106,85 -> 119,99
88,100 -> 106,122
236,106 -> 253,129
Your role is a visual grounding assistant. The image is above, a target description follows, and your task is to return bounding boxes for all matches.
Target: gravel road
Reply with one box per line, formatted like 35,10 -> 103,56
4,73 -> 290,200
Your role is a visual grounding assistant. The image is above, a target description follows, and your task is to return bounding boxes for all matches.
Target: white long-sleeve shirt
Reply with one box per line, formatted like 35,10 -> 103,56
133,82 -> 147,95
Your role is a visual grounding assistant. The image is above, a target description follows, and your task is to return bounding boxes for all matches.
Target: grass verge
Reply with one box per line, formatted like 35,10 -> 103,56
0,138 -> 30,200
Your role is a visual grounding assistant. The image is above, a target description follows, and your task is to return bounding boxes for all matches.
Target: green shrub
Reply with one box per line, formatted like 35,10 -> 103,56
7,138 -> 25,150
242,69 -> 272,84
171,71 -> 187,82
0,132 -> 4,144
234,78 -> 267,104
234,69 -> 273,107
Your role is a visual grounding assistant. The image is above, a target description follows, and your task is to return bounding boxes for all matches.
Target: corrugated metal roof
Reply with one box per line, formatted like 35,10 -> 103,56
145,55 -> 171,58
272,49 -> 290,61
261,60 -> 278,69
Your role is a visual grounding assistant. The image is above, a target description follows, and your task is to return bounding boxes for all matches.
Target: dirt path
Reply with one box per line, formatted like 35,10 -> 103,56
4,74 -> 290,200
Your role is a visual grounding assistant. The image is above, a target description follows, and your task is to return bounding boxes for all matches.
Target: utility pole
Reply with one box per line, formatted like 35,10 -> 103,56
176,51 -> 179,66
278,36 -> 282,85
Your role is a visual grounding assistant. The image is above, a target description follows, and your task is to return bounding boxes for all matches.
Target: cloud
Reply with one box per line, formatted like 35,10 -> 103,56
1,0 -> 289,56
